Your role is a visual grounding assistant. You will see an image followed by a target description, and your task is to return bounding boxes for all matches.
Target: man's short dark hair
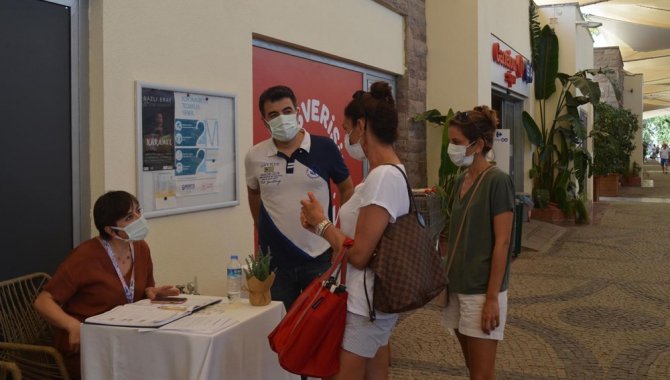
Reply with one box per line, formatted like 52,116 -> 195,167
258,86 -> 297,116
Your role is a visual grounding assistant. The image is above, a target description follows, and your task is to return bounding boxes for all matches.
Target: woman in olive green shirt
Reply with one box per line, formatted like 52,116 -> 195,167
443,106 -> 515,380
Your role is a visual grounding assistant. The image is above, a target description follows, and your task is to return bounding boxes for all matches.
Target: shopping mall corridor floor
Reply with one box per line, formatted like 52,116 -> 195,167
388,161 -> 670,379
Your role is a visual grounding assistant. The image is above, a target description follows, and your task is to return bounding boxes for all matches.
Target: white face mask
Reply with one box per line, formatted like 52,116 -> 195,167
447,141 -> 476,167
111,216 -> 150,241
267,114 -> 300,142
344,132 -> 366,161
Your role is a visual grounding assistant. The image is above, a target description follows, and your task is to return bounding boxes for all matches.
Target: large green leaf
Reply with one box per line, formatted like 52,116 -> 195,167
574,146 -> 592,194
438,109 -> 457,187
529,1 -> 542,64
557,73 -> 571,87
535,25 -> 559,100
571,75 -> 601,104
413,109 -> 448,125
522,111 -> 544,147
557,113 -> 587,140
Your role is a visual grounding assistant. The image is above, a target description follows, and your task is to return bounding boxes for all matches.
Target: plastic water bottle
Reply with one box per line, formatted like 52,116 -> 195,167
227,255 -> 242,303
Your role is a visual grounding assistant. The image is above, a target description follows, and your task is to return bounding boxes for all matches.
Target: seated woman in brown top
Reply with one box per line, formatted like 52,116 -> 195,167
34,190 -> 179,379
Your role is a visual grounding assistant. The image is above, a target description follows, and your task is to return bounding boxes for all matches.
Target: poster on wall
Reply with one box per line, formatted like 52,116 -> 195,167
136,82 -> 238,218
142,89 -> 176,171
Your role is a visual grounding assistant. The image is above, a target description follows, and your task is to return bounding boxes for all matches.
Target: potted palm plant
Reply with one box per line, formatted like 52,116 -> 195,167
522,4 -> 602,224
243,248 -> 275,306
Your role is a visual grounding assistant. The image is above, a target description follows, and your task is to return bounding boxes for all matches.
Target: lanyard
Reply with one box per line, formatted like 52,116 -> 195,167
101,239 -> 136,304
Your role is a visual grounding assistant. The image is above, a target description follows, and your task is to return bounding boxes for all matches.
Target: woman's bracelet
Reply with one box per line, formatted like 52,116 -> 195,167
320,222 -> 333,237
314,219 -> 332,237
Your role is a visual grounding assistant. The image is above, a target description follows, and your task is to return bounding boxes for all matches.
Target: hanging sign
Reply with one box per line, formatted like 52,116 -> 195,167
491,34 -> 532,96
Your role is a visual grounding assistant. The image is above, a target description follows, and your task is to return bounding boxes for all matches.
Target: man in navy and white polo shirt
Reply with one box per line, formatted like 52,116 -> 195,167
245,85 -> 353,310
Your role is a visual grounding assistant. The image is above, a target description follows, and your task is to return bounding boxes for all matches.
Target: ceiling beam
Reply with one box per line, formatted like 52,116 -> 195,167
582,0 -> 611,6
624,54 -> 670,63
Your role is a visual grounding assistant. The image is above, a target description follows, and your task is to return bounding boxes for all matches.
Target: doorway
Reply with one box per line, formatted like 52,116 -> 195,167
0,0 -> 86,280
492,90 -> 525,191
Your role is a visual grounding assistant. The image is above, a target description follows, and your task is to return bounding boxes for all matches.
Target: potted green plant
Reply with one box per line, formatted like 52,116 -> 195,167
622,161 -> 641,186
412,108 -> 460,241
243,248 -> 275,306
522,3 -> 602,224
591,103 -> 640,196
590,123 -> 620,199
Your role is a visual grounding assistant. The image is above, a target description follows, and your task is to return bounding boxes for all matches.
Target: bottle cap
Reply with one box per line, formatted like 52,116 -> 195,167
231,255 -> 238,260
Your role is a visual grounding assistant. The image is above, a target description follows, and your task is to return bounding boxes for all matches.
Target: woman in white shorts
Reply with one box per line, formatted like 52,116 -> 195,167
300,81 -> 407,380
443,106 -> 515,379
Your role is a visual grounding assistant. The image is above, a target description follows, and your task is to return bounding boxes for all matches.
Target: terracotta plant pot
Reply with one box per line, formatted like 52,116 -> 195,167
621,175 -> 641,187
247,272 -> 275,306
594,173 -> 620,196
531,202 -> 572,224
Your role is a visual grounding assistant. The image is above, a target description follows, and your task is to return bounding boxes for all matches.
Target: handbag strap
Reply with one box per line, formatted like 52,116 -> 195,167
334,239 -> 353,285
320,238 -> 352,286
286,239 -> 352,339
384,164 -> 424,224
444,165 -> 495,275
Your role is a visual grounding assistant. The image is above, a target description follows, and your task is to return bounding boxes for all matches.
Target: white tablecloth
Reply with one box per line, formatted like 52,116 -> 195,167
81,300 -> 299,380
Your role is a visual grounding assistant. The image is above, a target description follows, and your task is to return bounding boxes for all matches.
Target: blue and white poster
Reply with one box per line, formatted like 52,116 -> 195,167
173,93 -> 224,196
136,82 -> 238,218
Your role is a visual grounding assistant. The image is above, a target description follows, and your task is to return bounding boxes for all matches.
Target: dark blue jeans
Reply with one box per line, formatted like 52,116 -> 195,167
271,250 -> 332,311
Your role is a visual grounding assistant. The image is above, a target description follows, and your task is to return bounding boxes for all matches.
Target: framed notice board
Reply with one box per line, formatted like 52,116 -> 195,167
136,82 -> 239,218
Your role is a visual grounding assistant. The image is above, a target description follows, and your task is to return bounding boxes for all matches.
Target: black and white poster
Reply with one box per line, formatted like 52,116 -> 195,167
142,88 -> 175,171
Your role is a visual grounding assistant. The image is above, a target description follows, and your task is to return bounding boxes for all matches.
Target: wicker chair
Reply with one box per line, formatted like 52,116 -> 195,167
0,273 -> 70,380
0,360 -> 22,380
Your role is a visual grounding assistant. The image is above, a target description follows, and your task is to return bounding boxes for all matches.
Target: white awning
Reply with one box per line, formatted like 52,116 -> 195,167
534,1 -> 670,117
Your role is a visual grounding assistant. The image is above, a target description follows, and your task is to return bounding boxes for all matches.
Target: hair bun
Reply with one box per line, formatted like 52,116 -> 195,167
474,105 -> 498,129
369,81 -> 395,106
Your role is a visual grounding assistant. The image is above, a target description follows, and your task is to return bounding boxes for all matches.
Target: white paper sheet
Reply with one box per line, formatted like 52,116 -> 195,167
85,295 -> 224,327
158,314 -> 238,334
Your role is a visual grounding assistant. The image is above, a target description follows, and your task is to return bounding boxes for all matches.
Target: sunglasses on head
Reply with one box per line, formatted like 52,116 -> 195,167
454,111 -> 469,123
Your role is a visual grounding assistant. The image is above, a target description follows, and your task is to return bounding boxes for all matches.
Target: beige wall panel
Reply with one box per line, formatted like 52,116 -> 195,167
425,0 -> 479,187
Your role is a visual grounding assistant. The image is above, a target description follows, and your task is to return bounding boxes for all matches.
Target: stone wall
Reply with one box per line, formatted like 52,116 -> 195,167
594,47 -> 624,108
375,0 -> 428,187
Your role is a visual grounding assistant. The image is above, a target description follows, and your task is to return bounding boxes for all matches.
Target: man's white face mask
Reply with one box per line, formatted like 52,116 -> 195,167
267,114 -> 300,142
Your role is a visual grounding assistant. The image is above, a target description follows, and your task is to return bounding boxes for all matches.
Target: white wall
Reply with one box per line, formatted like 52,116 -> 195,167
88,0 -> 404,296
426,0 -> 532,189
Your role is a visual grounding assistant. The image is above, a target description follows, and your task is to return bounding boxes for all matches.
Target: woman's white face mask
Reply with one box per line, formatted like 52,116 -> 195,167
344,132 -> 366,161
447,141 -> 476,167
111,216 -> 150,241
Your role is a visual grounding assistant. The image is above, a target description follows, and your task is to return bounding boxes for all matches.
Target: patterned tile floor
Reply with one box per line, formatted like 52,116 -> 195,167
389,162 -> 670,379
